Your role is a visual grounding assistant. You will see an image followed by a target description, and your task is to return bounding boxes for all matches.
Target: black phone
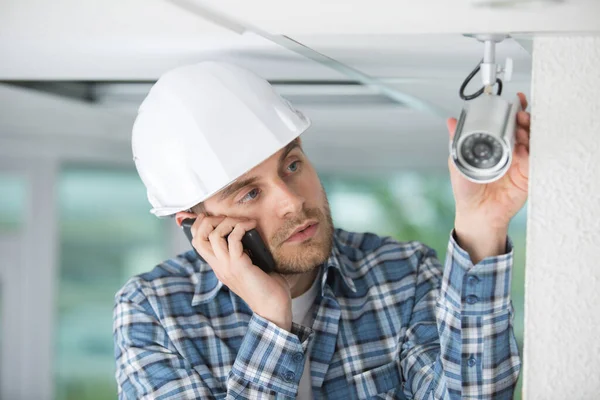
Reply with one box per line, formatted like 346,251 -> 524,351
181,218 -> 276,274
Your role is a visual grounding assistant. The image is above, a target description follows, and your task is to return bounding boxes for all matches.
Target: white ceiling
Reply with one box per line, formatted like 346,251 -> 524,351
187,0 -> 600,35
1,0 -> 597,173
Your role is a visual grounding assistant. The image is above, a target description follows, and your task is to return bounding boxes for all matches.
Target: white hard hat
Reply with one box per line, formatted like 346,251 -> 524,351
132,61 -> 311,217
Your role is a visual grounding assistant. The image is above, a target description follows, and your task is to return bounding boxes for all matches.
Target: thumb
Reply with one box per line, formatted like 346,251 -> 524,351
446,118 -> 458,140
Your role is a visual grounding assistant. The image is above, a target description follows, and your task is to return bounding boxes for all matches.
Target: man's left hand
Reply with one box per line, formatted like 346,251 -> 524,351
447,92 -> 531,263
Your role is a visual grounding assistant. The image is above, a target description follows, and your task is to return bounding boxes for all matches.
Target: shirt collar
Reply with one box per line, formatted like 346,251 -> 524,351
190,253 -> 225,306
321,234 -> 357,296
191,231 -> 357,307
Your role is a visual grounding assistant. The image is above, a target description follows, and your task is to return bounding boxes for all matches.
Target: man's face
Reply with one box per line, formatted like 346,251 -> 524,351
201,139 -> 334,275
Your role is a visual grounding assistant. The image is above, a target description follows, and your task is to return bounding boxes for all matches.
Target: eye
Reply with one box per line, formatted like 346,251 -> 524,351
287,160 -> 301,173
238,188 -> 260,204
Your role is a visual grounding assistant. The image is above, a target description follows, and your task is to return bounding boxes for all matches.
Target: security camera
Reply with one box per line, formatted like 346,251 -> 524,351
451,34 -> 521,184
450,94 -> 522,183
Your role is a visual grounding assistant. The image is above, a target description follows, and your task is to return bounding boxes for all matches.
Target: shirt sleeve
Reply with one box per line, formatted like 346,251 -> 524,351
230,314 -> 314,397
400,229 -> 521,399
113,281 -> 314,400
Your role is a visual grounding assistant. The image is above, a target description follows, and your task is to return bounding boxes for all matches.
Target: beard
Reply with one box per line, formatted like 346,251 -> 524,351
268,189 -> 334,275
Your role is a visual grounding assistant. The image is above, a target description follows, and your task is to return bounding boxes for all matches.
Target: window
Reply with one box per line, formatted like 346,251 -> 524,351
0,173 -> 28,232
54,167 -> 170,400
0,171 -> 28,396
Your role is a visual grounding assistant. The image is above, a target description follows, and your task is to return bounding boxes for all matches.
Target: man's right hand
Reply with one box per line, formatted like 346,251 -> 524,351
190,214 -> 293,331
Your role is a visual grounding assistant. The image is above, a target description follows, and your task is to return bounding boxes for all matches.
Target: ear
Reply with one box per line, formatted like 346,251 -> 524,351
175,211 -> 198,227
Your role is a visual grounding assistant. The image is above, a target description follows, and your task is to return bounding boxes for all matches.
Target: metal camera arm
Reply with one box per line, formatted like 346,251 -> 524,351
474,34 -> 513,92
459,33 -> 513,101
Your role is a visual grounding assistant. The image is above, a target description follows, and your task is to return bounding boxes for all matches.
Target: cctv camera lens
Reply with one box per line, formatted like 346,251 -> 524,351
461,133 -> 503,169
473,142 -> 492,158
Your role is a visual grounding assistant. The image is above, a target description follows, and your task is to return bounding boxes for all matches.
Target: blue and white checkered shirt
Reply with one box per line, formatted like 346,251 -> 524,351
114,228 -> 520,399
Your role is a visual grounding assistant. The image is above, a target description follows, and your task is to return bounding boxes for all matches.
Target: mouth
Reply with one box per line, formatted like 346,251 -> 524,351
285,221 -> 319,243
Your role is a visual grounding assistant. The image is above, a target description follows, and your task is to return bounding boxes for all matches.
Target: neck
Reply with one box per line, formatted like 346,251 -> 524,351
287,267 -> 320,299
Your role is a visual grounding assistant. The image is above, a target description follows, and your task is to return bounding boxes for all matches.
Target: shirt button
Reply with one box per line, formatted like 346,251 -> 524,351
292,352 -> 303,362
466,295 -> 479,304
283,370 -> 295,382
468,356 -> 477,367
467,275 -> 480,285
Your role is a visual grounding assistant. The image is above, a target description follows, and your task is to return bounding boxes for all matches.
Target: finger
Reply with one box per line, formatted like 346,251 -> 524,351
209,217 -> 242,260
516,143 -> 529,180
189,214 -> 210,257
446,118 -> 458,140
517,92 -> 528,110
193,215 -> 225,259
517,111 -> 531,129
188,213 -> 206,239
516,127 -> 530,149
447,154 -> 460,179
195,215 -> 226,241
507,144 -> 529,193
227,220 -> 258,260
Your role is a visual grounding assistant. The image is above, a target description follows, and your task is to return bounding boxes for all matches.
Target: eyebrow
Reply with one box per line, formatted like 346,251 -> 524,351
218,139 -> 302,202
279,139 -> 301,166
218,177 -> 259,202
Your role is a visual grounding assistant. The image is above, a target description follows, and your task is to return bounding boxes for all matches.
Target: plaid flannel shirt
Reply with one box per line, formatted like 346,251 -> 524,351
114,228 -> 520,399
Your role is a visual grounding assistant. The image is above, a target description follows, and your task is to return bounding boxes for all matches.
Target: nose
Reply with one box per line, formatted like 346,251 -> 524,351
272,178 -> 305,218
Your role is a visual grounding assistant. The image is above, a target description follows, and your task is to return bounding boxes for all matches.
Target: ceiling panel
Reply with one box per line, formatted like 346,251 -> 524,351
293,34 -> 532,80
1,0 -> 226,39
193,0 -> 600,35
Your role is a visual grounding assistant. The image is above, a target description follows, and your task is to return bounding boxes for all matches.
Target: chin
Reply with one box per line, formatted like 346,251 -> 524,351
273,233 -> 333,275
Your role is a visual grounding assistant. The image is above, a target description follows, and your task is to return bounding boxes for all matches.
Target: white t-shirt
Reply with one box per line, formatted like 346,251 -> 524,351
291,269 -> 321,400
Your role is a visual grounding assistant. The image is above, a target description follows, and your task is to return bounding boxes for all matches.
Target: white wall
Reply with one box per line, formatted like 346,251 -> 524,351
524,35 -> 600,398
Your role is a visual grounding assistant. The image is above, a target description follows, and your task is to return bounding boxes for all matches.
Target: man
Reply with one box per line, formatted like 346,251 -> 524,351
114,61 -> 531,399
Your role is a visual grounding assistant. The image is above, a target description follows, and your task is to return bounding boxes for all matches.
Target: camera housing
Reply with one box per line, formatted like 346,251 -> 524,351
450,94 -> 522,183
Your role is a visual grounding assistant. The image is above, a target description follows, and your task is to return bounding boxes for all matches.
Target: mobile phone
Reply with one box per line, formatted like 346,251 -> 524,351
181,218 -> 276,274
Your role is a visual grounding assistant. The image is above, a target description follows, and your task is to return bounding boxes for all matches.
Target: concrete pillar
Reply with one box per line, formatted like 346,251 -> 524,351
524,36 -> 600,399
